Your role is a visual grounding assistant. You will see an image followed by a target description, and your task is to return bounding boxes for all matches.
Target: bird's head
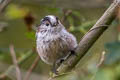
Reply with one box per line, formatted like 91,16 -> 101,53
37,15 -> 63,33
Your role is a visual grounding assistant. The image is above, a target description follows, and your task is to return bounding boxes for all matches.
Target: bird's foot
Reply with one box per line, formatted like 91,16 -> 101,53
70,50 -> 78,56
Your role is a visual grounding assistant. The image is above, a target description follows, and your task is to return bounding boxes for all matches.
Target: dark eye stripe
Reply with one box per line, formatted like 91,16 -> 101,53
56,16 -> 58,21
56,16 -> 59,25
40,17 -> 52,26
40,16 -> 59,27
43,17 -> 49,21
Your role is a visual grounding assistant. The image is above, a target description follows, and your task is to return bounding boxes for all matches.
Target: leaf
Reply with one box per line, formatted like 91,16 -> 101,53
94,68 -> 114,80
25,31 -> 35,41
104,41 -> 120,65
5,4 -> 29,19
80,20 -> 96,30
67,16 -> 74,26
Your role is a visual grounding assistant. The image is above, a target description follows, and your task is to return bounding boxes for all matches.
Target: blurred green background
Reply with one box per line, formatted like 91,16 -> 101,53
0,0 -> 120,80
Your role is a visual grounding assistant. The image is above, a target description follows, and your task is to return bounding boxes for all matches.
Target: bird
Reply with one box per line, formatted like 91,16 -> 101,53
36,15 -> 77,73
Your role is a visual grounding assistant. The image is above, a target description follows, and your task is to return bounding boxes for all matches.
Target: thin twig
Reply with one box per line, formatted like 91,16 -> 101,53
0,50 -> 33,80
24,56 -> 40,80
97,51 -> 106,67
0,0 -> 12,13
9,44 -> 22,80
0,74 -> 6,80
61,9 -> 72,23
90,51 -> 106,80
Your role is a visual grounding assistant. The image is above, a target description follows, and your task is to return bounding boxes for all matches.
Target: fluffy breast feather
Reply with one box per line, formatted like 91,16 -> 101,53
36,29 -> 77,65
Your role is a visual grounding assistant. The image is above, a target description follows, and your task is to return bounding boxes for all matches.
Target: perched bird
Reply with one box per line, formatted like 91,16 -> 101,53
36,15 -> 77,73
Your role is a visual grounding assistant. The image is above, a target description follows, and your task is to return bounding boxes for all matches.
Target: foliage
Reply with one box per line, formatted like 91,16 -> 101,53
104,41 -> 120,65
5,4 -> 29,19
0,1 -> 120,80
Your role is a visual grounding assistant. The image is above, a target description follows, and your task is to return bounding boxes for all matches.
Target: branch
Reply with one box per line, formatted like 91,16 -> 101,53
24,56 -> 40,80
97,51 -> 106,67
0,50 -> 34,80
0,0 -> 12,13
56,0 -> 120,75
9,44 -> 22,80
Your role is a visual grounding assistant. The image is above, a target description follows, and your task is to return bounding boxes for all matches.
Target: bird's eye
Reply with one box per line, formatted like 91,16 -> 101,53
45,21 -> 50,26
46,23 -> 49,26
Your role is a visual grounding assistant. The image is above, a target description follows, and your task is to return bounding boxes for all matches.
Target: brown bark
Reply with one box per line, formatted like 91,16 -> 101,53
56,0 -> 119,74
